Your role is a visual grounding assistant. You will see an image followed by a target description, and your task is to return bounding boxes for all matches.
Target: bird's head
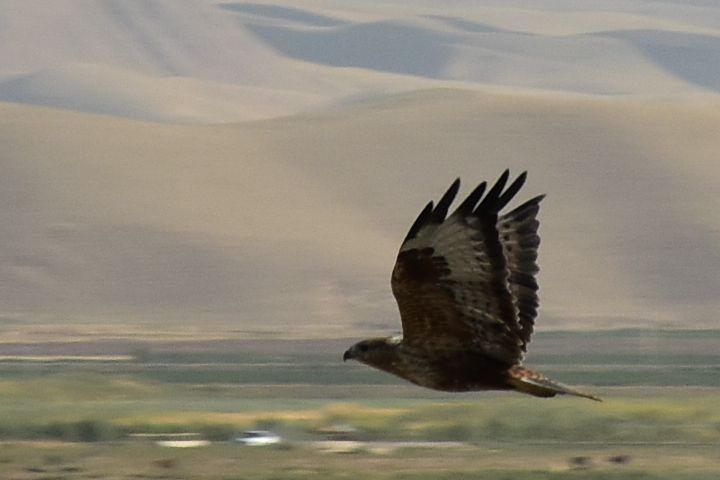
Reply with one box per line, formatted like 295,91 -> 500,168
343,336 -> 402,367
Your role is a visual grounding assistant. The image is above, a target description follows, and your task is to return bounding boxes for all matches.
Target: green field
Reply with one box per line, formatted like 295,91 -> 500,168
0,329 -> 718,478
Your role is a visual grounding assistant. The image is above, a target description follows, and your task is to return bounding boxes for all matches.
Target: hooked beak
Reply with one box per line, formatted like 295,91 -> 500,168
343,348 -> 353,362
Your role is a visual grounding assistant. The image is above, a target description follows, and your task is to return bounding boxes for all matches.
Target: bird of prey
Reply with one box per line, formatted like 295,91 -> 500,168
344,171 -> 600,401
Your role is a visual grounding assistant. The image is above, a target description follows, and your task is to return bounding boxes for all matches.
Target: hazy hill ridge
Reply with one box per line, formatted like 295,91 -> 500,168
1,1 -> 719,122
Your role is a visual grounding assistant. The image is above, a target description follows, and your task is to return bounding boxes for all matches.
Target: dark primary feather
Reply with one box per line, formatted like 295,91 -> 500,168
496,172 -> 527,211
451,181 -> 486,217
474,169 -> 510,214
391,171 -> 543,364
403,201 -> 434,243
428,178 -> 460,224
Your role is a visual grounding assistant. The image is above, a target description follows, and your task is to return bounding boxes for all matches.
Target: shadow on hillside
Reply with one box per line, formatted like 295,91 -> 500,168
245,21 -> 457,78
598,30 -> 720,92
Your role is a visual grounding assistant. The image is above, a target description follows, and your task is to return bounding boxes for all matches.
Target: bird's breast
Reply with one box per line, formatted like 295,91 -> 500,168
389,347 -> 512,392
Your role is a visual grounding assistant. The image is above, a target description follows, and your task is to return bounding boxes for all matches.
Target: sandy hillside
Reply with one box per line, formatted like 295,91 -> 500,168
2,89 -> 719,338
1,1 -> 719,338
1,1 -> 720,122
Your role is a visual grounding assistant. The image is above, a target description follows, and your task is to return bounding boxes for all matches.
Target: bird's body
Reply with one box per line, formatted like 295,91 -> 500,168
344,171 -> 600,401
356,338 -> 512,392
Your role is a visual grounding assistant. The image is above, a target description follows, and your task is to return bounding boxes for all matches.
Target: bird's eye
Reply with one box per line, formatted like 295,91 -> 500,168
359,344 -> 369,352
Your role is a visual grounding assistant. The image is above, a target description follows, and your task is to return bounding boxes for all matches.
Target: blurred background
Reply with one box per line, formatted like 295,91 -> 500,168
1,1 -> 719,478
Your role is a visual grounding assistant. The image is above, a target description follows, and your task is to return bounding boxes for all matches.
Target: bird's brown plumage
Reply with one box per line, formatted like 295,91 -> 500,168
344,171 -> 600,401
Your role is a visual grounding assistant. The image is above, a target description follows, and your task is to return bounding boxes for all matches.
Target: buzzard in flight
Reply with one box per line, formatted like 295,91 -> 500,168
344,171 -> 600,401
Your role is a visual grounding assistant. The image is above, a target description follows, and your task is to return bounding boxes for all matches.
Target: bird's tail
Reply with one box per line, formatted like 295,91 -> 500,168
508,366 -> 602,402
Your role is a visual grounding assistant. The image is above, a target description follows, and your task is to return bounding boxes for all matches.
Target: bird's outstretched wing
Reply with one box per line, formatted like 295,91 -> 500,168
498,194 -> 544,347
391,171 -> 543,365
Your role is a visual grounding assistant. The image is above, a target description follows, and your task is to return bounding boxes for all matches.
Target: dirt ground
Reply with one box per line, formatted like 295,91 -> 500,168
1,440 -> 718,479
